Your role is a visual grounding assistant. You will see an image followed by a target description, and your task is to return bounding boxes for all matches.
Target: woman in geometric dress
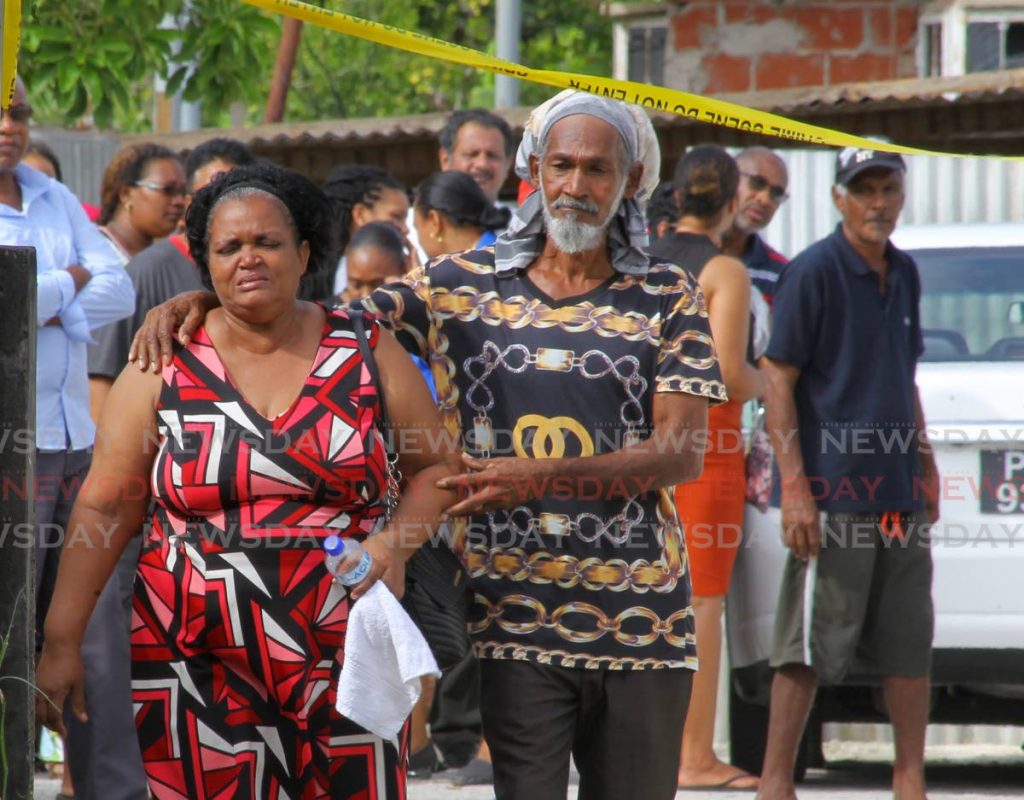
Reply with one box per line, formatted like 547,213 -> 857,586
37,163 -> 459,799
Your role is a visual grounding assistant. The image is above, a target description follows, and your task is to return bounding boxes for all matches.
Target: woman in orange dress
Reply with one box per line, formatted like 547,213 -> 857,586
649,145 -> 766,791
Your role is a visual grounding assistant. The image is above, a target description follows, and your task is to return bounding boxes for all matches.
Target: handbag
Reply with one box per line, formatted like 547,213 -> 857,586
349,311 -> 471,672
744,401 -> 774,513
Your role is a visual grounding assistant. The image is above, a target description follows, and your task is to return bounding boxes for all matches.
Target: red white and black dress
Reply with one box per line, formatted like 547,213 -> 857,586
130,308 -> 408,800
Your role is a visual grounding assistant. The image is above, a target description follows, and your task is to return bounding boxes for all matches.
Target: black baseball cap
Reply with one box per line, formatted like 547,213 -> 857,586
834,147 -> 906,186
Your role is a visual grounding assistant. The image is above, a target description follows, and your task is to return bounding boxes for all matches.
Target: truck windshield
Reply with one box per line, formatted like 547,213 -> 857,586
913,246 -> 1024,361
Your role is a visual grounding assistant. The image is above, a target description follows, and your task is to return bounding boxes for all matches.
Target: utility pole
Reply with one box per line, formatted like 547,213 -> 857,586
495,0 -> 522,109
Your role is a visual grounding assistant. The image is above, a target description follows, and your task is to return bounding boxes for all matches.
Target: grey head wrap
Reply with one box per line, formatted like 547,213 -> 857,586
496,90 -> 661,275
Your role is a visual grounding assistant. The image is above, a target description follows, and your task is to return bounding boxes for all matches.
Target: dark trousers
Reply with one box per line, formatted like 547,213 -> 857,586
480,658 -> 692,800
36,450 -> 149,800
34,450 -> 92,647
429,646 -> 483,765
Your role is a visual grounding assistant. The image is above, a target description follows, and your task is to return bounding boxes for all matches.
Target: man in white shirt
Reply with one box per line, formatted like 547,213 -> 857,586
438,109 -> 515,205
406,109 -> 517,269
0,78 -> 138,800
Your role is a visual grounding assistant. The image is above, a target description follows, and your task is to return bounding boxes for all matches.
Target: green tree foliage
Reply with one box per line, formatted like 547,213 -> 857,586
22,0 -> 277,131
22,0 -> 612,130
285,0 -> 612,121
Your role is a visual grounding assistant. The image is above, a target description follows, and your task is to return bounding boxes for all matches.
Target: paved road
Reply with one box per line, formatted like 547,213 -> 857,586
31,744 -> 1024,799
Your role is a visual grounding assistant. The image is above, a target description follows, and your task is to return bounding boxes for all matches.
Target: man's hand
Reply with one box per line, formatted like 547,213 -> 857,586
437,453 -> 548,517
780,484 -> 821,561
66,265 -> 91,293
128,290 -> 218,372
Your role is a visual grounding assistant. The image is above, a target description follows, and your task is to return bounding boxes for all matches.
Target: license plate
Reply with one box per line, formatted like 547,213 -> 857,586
979,449 -> 1024,513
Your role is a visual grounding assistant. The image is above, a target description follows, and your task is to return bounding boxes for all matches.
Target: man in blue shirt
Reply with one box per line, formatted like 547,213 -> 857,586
756,149 -> 939,800
0,79 -> 138,799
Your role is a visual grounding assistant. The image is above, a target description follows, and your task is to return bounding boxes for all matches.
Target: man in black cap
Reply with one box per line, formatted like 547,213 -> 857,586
755,148 -> 938,800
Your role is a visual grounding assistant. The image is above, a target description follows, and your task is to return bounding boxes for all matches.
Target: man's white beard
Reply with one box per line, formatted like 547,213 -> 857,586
541,175 -> 626,255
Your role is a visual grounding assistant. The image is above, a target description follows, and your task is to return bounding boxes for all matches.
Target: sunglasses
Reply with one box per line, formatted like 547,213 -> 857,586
134,180 -> 186,198
1,104 -> 32,124
741,171 -> 788,204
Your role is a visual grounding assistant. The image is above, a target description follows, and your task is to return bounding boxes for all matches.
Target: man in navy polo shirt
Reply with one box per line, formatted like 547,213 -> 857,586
755,149 -> 939,800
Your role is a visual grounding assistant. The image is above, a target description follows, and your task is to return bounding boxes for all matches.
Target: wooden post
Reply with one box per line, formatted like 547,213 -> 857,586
264,18 -> 303,123
0,247 -> 37,800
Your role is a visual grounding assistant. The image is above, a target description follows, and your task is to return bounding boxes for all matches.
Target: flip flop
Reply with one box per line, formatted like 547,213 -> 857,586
678,771 -> 759,791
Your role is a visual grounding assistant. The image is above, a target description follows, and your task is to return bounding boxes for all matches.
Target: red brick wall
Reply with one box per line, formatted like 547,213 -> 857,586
668,0 -> 923,94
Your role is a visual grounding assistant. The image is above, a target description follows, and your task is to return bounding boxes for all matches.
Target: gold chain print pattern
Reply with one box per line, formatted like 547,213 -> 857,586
468,595 -> 696,648
359,249 -> 722,669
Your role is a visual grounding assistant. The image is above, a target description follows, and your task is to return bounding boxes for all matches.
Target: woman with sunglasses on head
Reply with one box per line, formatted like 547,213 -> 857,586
648,144 -> 765,792
96,143 -> 186,262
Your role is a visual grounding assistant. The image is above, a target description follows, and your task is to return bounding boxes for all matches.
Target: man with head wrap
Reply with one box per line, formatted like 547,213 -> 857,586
129,91 -> 725,800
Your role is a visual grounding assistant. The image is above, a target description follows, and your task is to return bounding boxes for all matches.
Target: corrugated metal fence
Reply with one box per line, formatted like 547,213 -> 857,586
29,127 -> 121,208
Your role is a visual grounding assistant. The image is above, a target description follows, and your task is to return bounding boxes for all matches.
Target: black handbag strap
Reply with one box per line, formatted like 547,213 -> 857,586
349,310 -> 390,433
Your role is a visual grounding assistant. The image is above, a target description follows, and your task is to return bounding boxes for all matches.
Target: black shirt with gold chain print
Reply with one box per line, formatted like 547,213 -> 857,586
360,247 -> 725,670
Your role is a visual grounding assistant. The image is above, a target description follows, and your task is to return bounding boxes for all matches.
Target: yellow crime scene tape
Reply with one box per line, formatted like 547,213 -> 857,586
240,0 -> 998,160
0,0 -> 21,108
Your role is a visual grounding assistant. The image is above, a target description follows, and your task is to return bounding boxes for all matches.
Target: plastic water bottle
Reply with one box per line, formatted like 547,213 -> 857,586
323,535 -> 372,586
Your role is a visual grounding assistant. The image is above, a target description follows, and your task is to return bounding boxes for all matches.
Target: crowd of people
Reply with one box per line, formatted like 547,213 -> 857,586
14,68 -> 937,800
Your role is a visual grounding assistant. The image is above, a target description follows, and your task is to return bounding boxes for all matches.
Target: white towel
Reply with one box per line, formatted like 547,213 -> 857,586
335,581 -> 441,745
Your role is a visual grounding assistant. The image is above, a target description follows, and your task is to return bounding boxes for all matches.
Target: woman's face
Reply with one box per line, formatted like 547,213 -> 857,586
123,157 -> 186,239
343,245 -> 404,301
206,193 -> 310,322
354,187 -> 409,237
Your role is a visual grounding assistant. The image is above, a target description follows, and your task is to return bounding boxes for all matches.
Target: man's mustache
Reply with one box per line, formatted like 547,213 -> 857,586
552,195 -> 599,214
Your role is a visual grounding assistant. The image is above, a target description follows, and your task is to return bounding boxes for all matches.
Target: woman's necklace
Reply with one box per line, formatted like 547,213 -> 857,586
98,225 -> 133,262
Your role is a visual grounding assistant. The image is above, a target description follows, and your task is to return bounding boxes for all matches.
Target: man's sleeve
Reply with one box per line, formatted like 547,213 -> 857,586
655,273 -> 727,403
62,185 -> 135,331
358,265 -> 433,358
764,258 -> 821,369
37,269 -> 77,325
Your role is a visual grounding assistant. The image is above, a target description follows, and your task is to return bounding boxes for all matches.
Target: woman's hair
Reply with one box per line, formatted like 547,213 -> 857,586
646,181 -> 679,241
415,171 -> 511,231
185,162 -> 332,290
25,140 -> 62,181
671,145 -> 739,219
184,137 -> 255,190
322,165 -> 406,253
348,221 -> 405,271
98,142 -> 182,225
